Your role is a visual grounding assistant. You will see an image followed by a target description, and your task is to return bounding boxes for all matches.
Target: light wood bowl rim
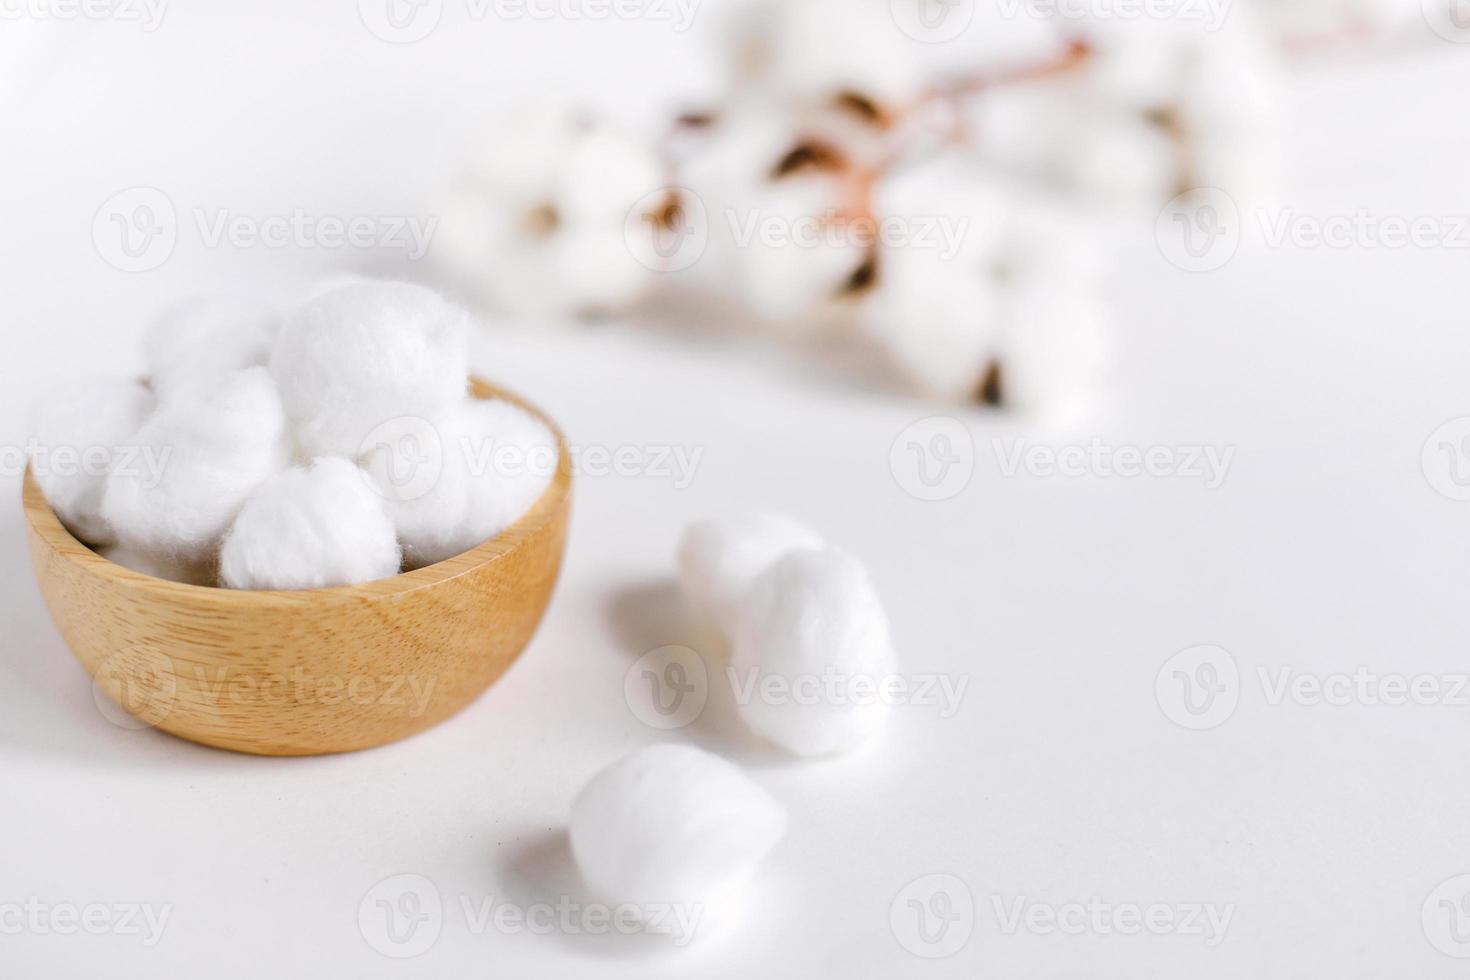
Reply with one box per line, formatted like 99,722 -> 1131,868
22,377 -> 572,606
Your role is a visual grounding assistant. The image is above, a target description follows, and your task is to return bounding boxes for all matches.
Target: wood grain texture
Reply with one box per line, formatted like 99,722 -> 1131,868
23,379 -> 572,756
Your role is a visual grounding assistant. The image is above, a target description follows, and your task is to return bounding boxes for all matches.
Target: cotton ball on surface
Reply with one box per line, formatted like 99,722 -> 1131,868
101,367 -> 291,564
436,106 -> 665,320
678,513 -> 824,637
28,378 -> 155,547
363,398 -> 557,569
144,295 -> 279,407
570,744 -> 786,945
731,547 -> 895,757
270,280 -> 470,459
220,458 -> 402,591
99,545 -> 215,587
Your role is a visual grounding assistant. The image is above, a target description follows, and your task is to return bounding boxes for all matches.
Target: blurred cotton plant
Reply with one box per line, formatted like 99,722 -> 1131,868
430,0 -> 1410,417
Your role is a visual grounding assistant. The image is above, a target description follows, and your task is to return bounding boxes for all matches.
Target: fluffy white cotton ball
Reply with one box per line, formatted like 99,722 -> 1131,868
144,295 -> 279,407
570,744 -> 786,944
363,398 -> 557,569
219,457 -> 402,590
436,106 -> 665,320
101,367 -> 291,564
270,280 -> 470,459
678,513 -> 824,636
731,547 -> 896,756
28,378 -> 155,547
99,545 -> 215,587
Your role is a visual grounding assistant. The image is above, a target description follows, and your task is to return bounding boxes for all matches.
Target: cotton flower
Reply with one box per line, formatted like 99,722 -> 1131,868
679,105 -> 873,333
101,367 -> 291,564
436,105 -> 668,320
28,378 -> 155,547
731,547 -> 896,757
219,458 -> 402,591
569,744 -> 786,944
270,280 -> 470,460
678,512 -> 824,635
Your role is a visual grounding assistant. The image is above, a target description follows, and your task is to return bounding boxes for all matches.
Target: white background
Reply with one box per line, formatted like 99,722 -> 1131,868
4,4 -> 1470,977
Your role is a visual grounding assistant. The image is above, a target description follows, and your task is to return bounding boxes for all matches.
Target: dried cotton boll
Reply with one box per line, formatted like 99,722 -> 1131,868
101,367 -> 291,564
569,745 -> 787,944
994,288 -> 1116,429
28,378 -> 155,547
731,547 -> 895,757
220,458 -> 402,590
270,280 -> 470,459
678,513 -> 824,637
363,399 -> 556,569
679,107 -> 870,334
144,295 -> 279,407
436,107 -> 665,320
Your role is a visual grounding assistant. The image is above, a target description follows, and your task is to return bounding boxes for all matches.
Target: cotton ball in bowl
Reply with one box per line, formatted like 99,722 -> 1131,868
731,547 -> 896,757
678,513 -> 823,636
570,744 -> 787,946
99,545 -> 215,587
270,280 -> 470,459
363,397 -> 557,569
101,366 -> 291,565
220,457 -> 402,590
144,295 -> 279,407
27,378 -> 155,547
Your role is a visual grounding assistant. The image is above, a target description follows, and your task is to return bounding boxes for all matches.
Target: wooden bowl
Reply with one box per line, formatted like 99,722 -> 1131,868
22,379 -> 571,756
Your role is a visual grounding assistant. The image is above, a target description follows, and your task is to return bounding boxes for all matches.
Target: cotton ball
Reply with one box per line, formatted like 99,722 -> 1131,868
731,547 -> 895,757
144,295 -> 279,407
363,398 -> 557,569
101,367 -> 291,564
678,513 -> 824,637
270,280 -> 470,459
570,744 -> 786,944
99,545 -> 215,587
220,458 -> 402,591
28,378 -> 155,547
435,106 -> 664,320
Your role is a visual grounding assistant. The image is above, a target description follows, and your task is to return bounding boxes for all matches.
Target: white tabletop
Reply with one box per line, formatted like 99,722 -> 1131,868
4,6 -> 1470,977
